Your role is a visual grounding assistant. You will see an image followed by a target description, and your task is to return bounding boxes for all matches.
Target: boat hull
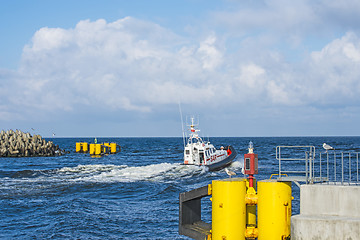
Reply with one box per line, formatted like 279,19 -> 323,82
207,145 -> 237,171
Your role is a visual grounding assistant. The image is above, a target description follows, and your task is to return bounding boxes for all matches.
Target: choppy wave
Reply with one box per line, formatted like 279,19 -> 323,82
1,159 -> 245,194
66,163 -> 207,183
0,163 -> 208,187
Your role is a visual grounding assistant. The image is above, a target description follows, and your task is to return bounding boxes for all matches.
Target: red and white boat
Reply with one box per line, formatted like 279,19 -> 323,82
182,117 -> 237,171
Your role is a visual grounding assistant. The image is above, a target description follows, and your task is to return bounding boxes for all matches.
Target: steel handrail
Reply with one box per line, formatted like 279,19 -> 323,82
277,145 -> 360,185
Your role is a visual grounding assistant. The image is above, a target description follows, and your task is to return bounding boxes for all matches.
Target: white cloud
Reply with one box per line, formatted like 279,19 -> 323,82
307,32 -> 360,103
343,43 -> 360,62
29,27 -> 72,52
210,0 -> 360,53
1,8 -> 360,137
311,32 -> 360,63
15,18 -> 184,113
9,18 -> 232,116
239,63 -> 266,89
197,34 -> 223,70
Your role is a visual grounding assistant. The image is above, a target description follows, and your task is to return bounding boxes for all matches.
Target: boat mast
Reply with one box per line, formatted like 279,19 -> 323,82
188,116 -> 200,139
178,102 -> 186,148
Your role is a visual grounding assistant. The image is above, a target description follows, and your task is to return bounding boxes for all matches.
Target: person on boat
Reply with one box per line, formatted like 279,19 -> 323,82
220,146 -> 227,155
94,137 -> 97,144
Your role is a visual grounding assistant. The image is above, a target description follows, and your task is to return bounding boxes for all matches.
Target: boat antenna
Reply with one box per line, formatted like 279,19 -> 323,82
178,102 -> 186,148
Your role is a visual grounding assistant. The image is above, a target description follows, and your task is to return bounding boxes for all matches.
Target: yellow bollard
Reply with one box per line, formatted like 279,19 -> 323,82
110,143 -> 117,153
257,180 -> 292,240
89,144 -> 95,155
95,144 -> 102,155
82,142 -> 88,153
76,142 -> 81,152
212,178 -> 247,240
102,143 -> 110,154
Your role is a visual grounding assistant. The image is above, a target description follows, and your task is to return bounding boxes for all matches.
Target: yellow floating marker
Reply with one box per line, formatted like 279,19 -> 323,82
76,142 -> 89,153
89,144 -> 95,155
76,142 -> 81,153
95,144 -> 102,155
102,143 -> 110,154
79,142 -> 120,156
110,143 -> 117,153
257,179 -> 292,240
212,178 -> 247,240
82,142 -> 89,153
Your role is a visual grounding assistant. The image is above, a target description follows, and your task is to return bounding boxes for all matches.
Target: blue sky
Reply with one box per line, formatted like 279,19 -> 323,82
1,0 -> 360,137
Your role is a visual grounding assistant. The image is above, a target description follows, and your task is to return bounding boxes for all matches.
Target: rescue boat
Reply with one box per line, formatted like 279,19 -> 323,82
183,117 -> 237,171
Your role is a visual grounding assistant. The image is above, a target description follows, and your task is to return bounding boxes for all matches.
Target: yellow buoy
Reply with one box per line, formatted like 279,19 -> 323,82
257,179 -> 292,240
212,178 -> 247,240
110,143 -> 117,153
89,144 -> 95,155
82,142 -> 88,153
76,142 -> 81,152
102,143 -> 109,154
95,144 -> 102,155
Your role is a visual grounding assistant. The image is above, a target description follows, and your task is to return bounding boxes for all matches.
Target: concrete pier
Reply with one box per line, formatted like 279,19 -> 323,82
291,184 -> 360,240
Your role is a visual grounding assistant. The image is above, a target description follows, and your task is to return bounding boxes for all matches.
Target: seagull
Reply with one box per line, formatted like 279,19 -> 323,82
323,143 -> 334,153
225,168 -> 236,178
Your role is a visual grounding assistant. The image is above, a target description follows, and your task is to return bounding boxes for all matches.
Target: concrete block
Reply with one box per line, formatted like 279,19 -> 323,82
300,184 -> 360,217
291,215 -> 360,240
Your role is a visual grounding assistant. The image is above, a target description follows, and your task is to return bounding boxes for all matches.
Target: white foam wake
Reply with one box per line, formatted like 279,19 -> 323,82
230,160 -> 244,170
56,163 -> 206,183
0,163 -> 208,196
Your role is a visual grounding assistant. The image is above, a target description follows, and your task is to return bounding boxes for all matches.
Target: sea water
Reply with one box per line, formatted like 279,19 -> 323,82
1,137 -> 359,239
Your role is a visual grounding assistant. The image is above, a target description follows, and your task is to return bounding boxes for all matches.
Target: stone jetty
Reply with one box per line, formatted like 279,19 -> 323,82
0,129 -> 65,157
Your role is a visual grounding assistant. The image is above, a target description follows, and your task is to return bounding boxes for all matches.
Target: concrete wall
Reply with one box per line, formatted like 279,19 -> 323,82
300,184 -> 360,217
291,184 -> 360,240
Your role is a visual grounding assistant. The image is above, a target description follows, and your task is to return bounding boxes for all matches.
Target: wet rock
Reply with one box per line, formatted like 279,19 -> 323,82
0,129 -> 66,158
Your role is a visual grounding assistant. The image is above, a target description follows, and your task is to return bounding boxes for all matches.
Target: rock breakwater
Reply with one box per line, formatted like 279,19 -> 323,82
0,129 -> 65,157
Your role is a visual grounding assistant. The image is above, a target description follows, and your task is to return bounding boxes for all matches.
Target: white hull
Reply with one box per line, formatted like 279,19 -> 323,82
182,118 -> 237,171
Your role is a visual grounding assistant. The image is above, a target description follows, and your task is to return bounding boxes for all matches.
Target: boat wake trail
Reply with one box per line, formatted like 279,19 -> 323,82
1,163 -> 206,187
230,157 -> 244,170
60,163 -> 207,183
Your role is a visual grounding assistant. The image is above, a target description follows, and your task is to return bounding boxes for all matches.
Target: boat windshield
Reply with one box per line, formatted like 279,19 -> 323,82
188,136 -> 203,145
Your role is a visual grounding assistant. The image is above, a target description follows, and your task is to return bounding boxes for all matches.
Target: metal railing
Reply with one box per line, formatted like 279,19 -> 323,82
276,146 -> 317,184
276,146 -> 359,185
319,151 -> 359,185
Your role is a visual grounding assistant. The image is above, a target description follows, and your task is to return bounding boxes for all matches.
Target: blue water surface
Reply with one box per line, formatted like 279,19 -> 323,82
1,137 -> 359,239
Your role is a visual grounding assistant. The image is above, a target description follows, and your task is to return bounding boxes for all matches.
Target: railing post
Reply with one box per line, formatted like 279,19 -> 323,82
310,147 -> 315,179
305,151 -> 309,183
341,152 -> 344,184
326,152 -> 329,182
357,153 -> 359,184
309,152 -> 313,182
334,151 -> 336,182
320,152 -> 322,180
349,153 -> 351,184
